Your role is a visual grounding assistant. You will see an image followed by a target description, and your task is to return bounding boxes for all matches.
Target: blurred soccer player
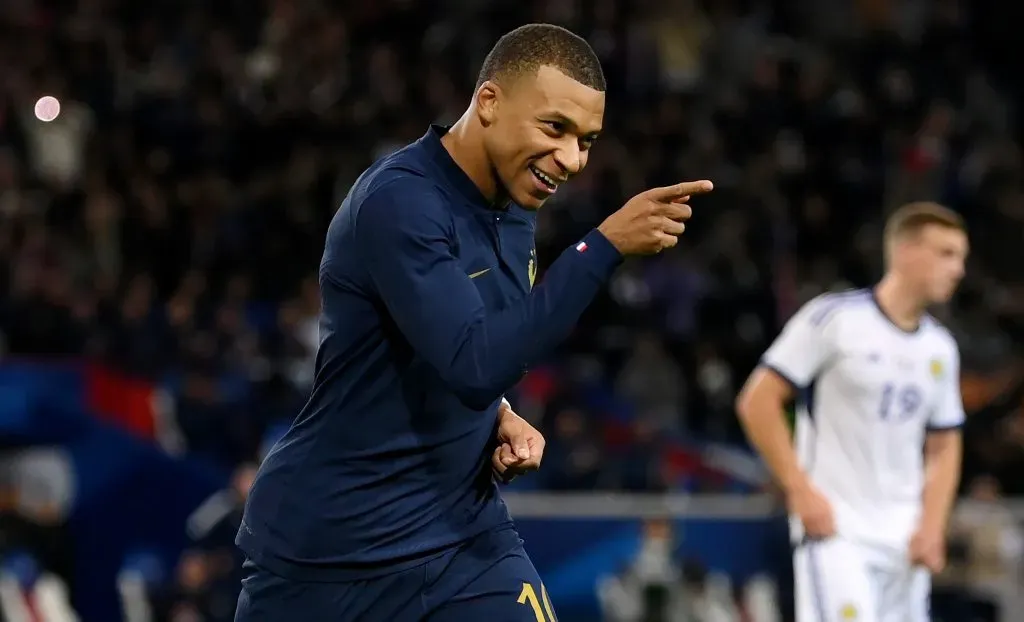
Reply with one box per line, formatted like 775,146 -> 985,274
234,24 -> 712,622
737,203 -> 968,622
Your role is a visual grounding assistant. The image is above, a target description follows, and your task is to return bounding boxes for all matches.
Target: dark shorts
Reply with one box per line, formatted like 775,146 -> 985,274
234,526 -> 557,622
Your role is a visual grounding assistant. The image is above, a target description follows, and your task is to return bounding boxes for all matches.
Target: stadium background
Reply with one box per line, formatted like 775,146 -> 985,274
2,0 -> 1024,620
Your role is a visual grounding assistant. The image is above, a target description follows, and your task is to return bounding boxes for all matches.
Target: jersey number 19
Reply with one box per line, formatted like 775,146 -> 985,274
878,382 -> 923,422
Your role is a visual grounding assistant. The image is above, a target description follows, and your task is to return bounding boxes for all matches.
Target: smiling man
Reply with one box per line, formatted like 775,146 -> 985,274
235,23 -> 712,622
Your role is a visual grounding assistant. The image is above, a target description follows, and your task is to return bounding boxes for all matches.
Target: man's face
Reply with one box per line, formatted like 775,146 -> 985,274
477,65 -> 605,209
898,225 -> 969,304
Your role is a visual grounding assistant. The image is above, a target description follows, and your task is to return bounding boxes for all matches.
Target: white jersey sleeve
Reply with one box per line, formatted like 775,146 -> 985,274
928,336 -> 965,431
761,295 -> 839,388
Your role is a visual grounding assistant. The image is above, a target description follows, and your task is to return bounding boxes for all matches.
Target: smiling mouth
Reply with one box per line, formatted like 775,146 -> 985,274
529,165 -> 560,192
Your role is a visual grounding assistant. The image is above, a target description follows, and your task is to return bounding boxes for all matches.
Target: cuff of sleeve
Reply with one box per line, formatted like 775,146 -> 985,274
574,229 -> 623,280
759,359 -> 805,391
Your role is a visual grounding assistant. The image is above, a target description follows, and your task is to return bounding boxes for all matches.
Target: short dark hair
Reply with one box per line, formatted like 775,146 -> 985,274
476,24 -> 606,92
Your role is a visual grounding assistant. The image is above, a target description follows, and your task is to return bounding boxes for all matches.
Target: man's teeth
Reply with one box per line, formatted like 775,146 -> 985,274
531,167 -> 557,188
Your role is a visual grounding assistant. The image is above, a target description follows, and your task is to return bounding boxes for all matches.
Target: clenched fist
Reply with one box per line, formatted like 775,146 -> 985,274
492,401 -> 545,484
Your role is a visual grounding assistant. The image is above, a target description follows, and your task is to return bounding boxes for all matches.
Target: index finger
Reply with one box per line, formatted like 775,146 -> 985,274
644,180 -> 713,202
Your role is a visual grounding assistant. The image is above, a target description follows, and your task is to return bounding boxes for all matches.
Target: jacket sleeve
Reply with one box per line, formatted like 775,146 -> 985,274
355,174 -> 622,408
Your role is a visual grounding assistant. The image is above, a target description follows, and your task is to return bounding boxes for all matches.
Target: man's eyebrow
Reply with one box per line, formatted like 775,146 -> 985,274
541,112 -> 602,138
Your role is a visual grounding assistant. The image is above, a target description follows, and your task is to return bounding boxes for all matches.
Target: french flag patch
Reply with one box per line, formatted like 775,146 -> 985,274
575,241 -> 588,253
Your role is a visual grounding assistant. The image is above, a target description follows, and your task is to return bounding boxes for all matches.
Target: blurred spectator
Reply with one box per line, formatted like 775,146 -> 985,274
543,407 -> 605,491
617,418 -> 671,492
616,332 -> 687,432
939,475 -> 1024,622
0,448 -> 75,593
597,519 -> 742,622
0,550 -> 78,622
149,463 -> 255,622
597,519 -> 682,622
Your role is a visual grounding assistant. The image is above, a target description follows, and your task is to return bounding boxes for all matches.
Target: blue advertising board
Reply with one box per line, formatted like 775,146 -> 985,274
515,515 -> 791,621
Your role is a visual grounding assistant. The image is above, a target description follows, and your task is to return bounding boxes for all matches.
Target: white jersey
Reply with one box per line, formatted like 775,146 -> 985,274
762,289 -> 964,554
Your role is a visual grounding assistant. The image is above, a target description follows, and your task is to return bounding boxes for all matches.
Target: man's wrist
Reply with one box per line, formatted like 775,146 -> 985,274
498,397 -> 513,419
780,471 -> 812,497
918,515 -> 948,535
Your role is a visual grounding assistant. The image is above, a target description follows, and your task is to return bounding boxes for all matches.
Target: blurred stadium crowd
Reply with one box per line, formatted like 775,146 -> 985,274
2,0 -> 1024,620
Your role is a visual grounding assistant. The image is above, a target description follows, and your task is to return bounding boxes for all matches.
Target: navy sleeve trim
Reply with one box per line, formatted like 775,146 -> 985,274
925,423 -> 964,433
759,360 -> 804,391
573,229 -> 622,280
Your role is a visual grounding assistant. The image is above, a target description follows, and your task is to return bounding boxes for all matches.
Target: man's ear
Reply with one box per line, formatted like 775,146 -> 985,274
475,81 -> 500,127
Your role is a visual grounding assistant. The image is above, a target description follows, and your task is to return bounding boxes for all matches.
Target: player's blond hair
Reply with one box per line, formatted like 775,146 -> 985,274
884,202 -> 965,243
883,202 -> 965,265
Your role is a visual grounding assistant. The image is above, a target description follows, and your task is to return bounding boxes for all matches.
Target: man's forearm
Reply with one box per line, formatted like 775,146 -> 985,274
737,399 -> 808,494
921,432 -> 962,532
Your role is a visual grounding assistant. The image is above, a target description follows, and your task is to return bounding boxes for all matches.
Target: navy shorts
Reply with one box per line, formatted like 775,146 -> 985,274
234,526 -> 557,622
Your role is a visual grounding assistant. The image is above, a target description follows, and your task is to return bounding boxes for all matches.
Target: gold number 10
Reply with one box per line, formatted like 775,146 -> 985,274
517,582 -> 557,622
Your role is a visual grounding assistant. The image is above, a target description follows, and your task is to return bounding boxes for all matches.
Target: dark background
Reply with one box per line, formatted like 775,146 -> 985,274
1,0 -> 1023,620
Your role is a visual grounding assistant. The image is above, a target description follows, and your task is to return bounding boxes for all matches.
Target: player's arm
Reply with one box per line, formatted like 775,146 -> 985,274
736,298 -> 837,538
735,300 -> 832,495
921,431 -> 961,534
920,345 -> 965,535
351,176 -> 622,409
910,342 -> 964,572
735,367 -> 804,493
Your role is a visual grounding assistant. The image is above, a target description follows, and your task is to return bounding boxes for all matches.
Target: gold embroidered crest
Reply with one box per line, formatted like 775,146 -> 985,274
528,248 -> 537,289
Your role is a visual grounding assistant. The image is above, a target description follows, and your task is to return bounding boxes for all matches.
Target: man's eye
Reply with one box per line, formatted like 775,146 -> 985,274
545,121 -> 565,133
